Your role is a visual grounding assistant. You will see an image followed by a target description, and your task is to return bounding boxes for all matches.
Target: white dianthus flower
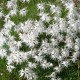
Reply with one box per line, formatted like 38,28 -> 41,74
20,8 -> 27,16
34,55 -> 43,62
28,62 -> 37,68
7,65 -> 15,72
50,4 -> 56,13
0,34 -> 6,47
41,60 -> 53,69
0,49 -> 7,58
4,20 -> 15,29
37,3 -> 45,10
39,12 -> 51,22
9,9 -> 17,16
54,66 -> 61,72
0,11 -> 3,18
20,68 -> 37,80
61,61 -> 69,67
7,0 -> 17,9
21,0 -> 30,3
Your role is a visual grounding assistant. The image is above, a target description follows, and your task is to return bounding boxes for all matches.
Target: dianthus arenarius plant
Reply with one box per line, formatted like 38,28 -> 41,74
0,0 -> 80,80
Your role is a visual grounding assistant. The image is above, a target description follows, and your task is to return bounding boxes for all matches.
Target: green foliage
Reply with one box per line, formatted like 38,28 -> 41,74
10,14 -> 28,25
33,64 -> 53,80
0,0 -> 9,14
19,42 -> 31,52
10,27 -> 20,41
57,63 -> 78,80
9,61 -> 28,80
3,43 -> 11,55
0,58 -> 10,80
0,19 -> 4,30
60,4 -> 68,18
35,32 -> 52,49
44,54 -> 59,67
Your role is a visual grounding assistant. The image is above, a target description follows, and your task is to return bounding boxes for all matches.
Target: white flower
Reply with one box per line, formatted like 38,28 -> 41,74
39,12 -> 51,22
37,3 -> 44,10
49,72 -> 56,78
0,73 -> 3,76
16,41 -> 22,48
20,69 -> 24,77
51,38 -> 58,46
50,4 -> 56,13
19,32 -> 38,47
61,48 -> 69,58
7,1 -> 13,9
7,65 -> 15,72
21,0 -> 30,3
58,18 -> 66,31
51,48 -> 59,59
72,52 -> 79,62
0,11 -> 3,18
9,9 -> 17,16
20,8 -> 27,16
0,34 -> 6,47
28,62 -> 37,68
54,66 -> 61,72
74,44 -> 79,51
65,36 -> 73,48
0,49 -> 7,58
7,0 -> 17,9
4,20 -> 15,29
39,40 -> 52,54
41,60 -> 53,69
4,14 -> 10,22
20,68 -> 37,80
46,23 -> 59,36
61,61 -> 69,67
34,55 -> 43,62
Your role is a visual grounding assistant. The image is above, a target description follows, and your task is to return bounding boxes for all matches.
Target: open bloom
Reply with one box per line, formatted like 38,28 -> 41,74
39,12 -> 51,22
37,3 -> 45,10
20,8 -> 27,16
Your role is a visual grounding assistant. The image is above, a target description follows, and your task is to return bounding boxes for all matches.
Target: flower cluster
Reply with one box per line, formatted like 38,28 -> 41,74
0,0 -> 80,80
